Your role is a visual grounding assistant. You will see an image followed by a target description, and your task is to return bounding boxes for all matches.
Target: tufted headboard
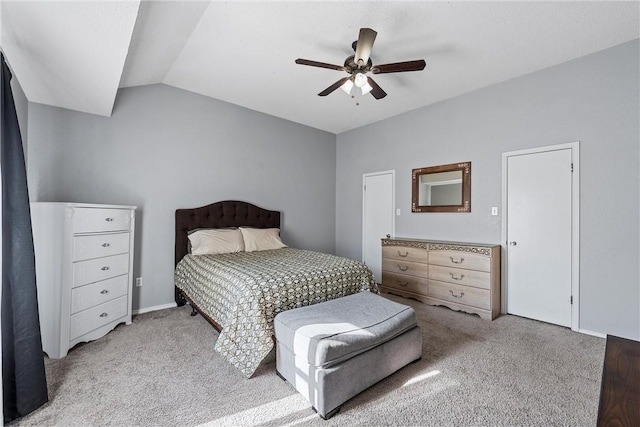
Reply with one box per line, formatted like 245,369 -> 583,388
174,200 -> 281,267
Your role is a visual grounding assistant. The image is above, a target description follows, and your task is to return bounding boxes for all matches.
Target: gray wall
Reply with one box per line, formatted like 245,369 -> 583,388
27,84 -> 336,311
336,40 -> 640,339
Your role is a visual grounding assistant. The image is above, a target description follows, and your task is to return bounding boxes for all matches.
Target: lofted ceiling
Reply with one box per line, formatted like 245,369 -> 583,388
1,1 -> 638,134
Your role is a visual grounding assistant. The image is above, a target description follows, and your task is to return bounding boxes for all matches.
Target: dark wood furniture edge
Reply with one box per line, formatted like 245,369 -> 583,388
173,200 -> 281,310
597,334 -> 640,426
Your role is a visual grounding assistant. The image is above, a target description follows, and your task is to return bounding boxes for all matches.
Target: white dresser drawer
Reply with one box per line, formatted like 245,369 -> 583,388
428,265 -> 490,290
73,208 -> 131,233
71,275 -> 128,314
382,258 -> 428,278
429,251 -> 490,272
73,232 -> 130,261
428,280 -> 490,310
72,253 -> 130,288
69,295 -> 128,340
382,246 -> 428,263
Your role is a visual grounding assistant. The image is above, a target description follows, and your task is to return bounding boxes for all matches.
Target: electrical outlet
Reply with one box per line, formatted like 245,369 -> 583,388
396,209 -> 401,216
135,277 -> 143,287
491,207 -> 498,216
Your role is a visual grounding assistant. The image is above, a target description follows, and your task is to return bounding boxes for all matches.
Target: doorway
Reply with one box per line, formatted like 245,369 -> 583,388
502,142 -> 580,329
362,170 -> 395,284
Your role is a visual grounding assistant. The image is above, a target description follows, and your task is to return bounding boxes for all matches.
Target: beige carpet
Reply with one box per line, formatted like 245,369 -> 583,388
13,294 -> 605,426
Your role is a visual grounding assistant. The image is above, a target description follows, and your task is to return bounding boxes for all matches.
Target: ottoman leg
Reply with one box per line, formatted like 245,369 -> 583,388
314,405 -> 341,420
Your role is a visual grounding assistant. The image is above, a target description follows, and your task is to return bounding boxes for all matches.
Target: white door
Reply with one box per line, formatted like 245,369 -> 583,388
363,171 -> 395,283
505,147 -> 574,327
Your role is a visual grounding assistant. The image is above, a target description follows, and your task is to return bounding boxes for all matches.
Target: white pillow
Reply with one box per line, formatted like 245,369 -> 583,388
188,229 -> 245,255
239,227 -> 287,252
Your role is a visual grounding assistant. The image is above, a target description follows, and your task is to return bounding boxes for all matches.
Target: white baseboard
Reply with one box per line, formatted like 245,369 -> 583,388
578,328 -> 607,339
132,302 -> 177,315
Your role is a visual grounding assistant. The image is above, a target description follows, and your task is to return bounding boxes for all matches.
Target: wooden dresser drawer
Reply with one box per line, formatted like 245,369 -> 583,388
428,280 -> 490,310
429,250 -> 490,272
382,258 -> 428,278
69,295 -> 128,340
73,208 -> 131,233
428,264 -> 490,290
71,275 -> 129,314
382,246 -> 427,263
72,232 -> 130,262
72,253 -> 130,288
382,272 -> 428,296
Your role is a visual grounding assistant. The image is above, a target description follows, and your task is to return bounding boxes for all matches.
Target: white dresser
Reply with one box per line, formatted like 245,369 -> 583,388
31,203 -> 136,358
381,238 -> 501,320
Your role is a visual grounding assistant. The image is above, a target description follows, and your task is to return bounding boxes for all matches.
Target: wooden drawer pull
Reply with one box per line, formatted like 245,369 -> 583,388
397,264 -> 409,272
99,312 -> 108,318
396,280 -> 409,287
450,272 -> 465,281
100,289 -> 109,295
449,290 -> 464,298
101,266 -> 110,271
105,217 -> 114,222
101,243 -> 110,248
449,256 -> 465,264
397,251 -> 409,258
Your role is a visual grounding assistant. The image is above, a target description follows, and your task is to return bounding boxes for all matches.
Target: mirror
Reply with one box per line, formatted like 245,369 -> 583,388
412,162 -> 471,212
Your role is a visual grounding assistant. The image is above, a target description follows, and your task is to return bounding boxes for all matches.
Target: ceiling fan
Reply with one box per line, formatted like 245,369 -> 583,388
295,28 -> 426,100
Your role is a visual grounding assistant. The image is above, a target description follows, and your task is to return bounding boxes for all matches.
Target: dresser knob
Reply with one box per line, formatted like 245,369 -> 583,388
100,290 -> 109,294
397,280 -> 409,287
449,256 -> 464,264
101,266 -> 110,271
102,243 -> 110,247
99,313 -> 108,318
397,264 -> 409,272
105,217 -> 114,222
450,273 -> 464,281
397,251 -> 409,258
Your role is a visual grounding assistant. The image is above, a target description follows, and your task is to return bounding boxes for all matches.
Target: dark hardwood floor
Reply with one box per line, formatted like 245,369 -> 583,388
597,335 -> 640,426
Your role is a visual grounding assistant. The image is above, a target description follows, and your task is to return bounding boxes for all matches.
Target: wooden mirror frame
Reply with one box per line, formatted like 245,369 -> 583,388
412,162 -> 471,212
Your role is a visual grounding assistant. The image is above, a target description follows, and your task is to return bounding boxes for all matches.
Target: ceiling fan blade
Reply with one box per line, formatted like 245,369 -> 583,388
354,28 -> 377,67
372,60 -> 426,74
318,77 -> 351,96
295,58 -> 346,71
366,77 -> 387,99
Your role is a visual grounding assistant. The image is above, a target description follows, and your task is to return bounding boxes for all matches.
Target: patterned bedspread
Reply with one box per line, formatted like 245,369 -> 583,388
174,248 -> 377,377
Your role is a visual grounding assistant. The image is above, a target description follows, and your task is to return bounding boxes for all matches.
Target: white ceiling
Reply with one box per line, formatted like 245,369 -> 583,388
1,1 -> 638,134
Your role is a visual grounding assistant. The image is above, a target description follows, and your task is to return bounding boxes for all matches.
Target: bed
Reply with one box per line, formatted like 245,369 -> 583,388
174,200 -> 377,377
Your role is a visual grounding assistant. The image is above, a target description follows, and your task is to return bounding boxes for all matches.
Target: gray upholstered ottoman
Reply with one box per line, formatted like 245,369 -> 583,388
274,291 -> 422,419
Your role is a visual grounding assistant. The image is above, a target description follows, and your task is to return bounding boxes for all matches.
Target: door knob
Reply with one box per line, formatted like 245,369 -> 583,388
509,241 -> 517,246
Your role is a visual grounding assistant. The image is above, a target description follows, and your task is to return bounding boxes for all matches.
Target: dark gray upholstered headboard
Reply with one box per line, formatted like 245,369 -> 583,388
174,200 -> 281,267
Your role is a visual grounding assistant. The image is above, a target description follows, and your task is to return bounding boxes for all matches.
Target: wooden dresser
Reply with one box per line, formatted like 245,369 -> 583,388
31,202 -> 136,358
381,238 -> 501,320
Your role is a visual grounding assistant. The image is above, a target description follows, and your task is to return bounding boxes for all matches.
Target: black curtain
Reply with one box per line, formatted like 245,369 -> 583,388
1,53 -> 48,422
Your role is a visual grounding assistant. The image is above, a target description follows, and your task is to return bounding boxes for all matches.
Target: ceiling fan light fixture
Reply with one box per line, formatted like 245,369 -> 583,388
361,82 -> 373,95
340,78 -> 354,94
354,72 -> 368,88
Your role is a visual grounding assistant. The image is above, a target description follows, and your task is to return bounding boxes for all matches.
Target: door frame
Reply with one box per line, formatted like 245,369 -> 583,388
362,170 -> 395,266
501,141 -> 580,331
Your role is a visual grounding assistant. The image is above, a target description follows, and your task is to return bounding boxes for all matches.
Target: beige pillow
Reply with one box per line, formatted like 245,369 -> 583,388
188,229 -> 245,255
239,227 -> 287,252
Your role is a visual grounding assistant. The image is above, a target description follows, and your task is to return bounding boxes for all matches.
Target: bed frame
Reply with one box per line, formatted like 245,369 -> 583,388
174,200 -> 281,328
